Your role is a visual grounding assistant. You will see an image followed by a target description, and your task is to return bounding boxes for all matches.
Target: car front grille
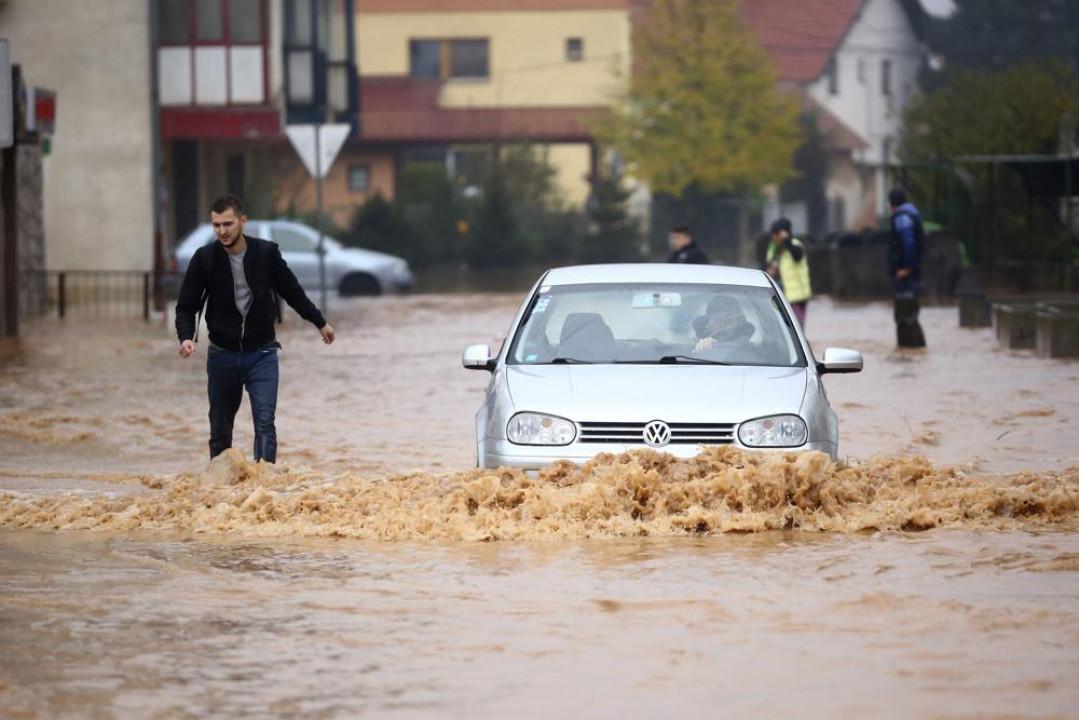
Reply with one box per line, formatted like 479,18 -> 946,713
578,421 -> 736,445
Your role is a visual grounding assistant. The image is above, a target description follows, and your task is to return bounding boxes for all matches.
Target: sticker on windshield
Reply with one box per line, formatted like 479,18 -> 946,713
534,297 -> 551,313
632,292 -> 682,308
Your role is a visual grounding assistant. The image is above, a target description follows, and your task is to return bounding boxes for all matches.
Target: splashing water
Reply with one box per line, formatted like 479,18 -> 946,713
3,447 -> 1075,541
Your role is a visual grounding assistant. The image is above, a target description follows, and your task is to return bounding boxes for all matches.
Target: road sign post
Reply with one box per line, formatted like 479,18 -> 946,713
284,123 -> 350,313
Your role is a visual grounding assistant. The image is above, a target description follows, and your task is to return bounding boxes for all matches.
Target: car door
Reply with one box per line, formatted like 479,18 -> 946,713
269,223 -> 320,290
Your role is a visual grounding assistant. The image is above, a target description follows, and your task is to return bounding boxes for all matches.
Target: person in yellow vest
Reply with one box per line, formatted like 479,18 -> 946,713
765,217 -> 811,328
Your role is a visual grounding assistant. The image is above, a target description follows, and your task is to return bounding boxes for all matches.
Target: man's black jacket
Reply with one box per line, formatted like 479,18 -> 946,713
175,236 -> 326,351
667,242 -> 709,264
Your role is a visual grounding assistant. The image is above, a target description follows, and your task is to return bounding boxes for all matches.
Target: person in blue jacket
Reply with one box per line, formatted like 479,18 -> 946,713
887,188 -> 927,348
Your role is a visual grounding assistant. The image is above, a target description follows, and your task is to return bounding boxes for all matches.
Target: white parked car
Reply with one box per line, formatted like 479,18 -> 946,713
462,263 -> 863,469
172,219 -> 413,296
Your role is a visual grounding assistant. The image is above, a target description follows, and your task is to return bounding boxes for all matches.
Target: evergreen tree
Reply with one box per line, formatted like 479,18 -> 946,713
581,171 -> 641,263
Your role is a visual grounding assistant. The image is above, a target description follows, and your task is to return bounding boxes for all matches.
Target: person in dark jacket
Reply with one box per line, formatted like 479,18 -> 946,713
887,188 -> 927,349
666,224 -> 709,264
175,194 -> 335,463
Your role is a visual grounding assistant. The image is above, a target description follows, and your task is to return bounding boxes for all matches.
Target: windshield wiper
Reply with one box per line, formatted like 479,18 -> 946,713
657,355 -> 730,365
551,357 -> 594,364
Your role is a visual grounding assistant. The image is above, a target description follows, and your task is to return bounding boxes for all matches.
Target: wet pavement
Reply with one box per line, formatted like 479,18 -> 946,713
1,294 -> 1077,718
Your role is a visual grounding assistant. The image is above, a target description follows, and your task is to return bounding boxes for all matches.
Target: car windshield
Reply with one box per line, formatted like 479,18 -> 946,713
507,282 -> 805,367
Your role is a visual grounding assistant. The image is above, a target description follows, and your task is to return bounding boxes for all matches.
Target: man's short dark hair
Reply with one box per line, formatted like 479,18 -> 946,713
211,194 -> 245,216
671,224 -> 691,235
888,188 -> 907,208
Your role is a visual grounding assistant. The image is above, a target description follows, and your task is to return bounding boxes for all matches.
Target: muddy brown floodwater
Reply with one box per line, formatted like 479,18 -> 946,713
1,294 -> 1077,719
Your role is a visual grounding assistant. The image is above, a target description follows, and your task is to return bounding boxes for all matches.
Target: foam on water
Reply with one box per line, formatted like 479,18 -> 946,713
1,447 -> 1075,540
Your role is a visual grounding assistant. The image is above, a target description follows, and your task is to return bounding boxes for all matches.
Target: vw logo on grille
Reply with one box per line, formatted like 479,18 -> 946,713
643,420 -> 672,448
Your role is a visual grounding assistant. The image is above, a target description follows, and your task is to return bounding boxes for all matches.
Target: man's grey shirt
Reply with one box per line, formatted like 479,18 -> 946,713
229,251 -> 252,319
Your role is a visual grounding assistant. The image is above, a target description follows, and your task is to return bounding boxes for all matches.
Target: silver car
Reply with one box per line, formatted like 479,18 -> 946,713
173,219 -> 413,296
462,264 -> 862,469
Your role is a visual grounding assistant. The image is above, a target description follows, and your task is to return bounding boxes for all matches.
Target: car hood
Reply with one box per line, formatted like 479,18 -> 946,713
505,364 -> 809,423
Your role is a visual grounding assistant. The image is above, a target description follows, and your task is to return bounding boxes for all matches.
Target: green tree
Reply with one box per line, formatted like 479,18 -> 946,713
901,63 -> 1078,159
898,63 -> 1079,263
344,193 -> 417,261
580,169 -> 641,263
466,179 -> 524,267
598,0 -> 801,197
398,162 -> 459,266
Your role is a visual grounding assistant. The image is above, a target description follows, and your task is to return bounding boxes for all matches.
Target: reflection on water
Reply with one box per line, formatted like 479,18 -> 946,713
2,529 -> 1077,718
1,295 -> 1078,717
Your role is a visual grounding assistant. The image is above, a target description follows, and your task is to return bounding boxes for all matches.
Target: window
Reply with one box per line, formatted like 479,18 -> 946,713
508,283 -> 805,367
272,226 -> 315,253
409,40 -> 441,78
348,164 -> 370,192
157,0 -> 266,106
196,0 -> 223,41
450,39 -> 488,79
827,56 -> 838,95
228,0 -> 263,43
159,0 -> 190,44
881,59 -> 892,96
857,57 -> 866,84
566,37 -> 584,62
409,38 -> 489,80
284,0 -> 354,116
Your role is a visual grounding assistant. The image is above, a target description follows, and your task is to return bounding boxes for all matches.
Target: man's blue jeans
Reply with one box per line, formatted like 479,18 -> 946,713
206,344 -> 279,462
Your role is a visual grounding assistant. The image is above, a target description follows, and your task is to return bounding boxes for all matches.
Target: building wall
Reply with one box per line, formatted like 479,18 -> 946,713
0,1 -> 153,271
273,147 -> 397,230
356,10 -> 630,108
807,0 -> 921,165
547,143 -> 592,207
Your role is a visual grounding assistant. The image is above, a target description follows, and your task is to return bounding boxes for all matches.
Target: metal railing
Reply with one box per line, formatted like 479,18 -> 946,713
26,271 -> 156,320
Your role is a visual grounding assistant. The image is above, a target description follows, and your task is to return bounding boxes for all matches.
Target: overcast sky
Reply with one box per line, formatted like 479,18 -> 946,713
920,0 -> 956,17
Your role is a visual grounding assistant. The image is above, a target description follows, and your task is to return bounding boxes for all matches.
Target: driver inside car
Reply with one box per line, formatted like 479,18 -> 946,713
692,295 -> 755,355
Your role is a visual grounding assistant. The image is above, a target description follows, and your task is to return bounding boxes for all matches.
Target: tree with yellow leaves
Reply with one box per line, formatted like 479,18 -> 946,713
601,0 -> 801,198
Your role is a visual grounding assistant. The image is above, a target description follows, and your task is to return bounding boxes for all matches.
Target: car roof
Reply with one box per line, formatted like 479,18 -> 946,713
541,263 -> 773,288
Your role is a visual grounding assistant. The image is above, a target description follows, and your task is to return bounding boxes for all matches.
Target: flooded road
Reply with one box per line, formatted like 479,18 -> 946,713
1,294 -> 1077,718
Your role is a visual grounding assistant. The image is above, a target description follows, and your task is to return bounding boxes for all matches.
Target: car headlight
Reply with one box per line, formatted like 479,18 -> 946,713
738,414 -> 807,448
507,412 -> 576,446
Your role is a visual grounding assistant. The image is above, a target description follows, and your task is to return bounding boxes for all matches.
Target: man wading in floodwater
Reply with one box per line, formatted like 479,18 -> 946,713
175,195 -> 335,462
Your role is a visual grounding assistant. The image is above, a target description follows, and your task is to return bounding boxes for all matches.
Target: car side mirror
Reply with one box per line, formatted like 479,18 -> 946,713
462,344 -> 496,371
817,347 -> 863,374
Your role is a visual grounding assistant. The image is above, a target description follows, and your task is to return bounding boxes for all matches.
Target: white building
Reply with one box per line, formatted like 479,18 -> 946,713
747,0 -> 928,233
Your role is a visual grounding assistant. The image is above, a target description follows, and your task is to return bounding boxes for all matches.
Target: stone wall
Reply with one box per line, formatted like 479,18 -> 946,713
17,143 -> 45,317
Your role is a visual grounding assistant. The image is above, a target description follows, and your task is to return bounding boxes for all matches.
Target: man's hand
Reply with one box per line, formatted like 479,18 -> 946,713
320,323 -> 336,345
694,337 -> 716,353
179,340 -> 196,358
896,268 -> 912,280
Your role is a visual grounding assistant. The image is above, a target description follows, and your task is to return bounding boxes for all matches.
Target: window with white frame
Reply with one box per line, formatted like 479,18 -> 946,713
158,0 -> 267,106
